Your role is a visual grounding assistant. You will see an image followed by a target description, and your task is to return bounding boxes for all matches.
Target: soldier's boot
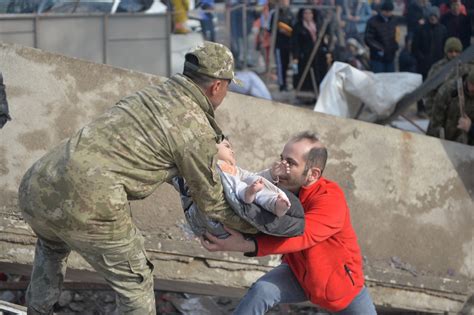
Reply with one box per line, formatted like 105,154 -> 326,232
26,238 -> 71,315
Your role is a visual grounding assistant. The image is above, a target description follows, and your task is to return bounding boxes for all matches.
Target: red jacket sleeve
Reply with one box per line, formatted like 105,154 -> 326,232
256,187 -> 347,256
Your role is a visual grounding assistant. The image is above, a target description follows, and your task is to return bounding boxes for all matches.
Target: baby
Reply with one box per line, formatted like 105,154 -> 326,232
216,138 -> 291,217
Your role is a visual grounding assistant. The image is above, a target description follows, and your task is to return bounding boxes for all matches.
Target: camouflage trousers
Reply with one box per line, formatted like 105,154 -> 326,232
19,189 -> 156,314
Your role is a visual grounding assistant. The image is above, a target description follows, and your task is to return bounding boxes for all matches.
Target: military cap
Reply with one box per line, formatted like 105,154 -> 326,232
444,37 -> 462,54
184,41 -> 241,85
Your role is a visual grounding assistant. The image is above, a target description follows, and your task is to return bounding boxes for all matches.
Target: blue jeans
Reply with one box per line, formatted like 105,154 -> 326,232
370,60 -> 395,73
233,263 -> 377,315
200,12 -> 215,42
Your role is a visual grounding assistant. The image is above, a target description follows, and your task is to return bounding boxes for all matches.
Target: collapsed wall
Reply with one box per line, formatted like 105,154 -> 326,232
0,42 -> 472,313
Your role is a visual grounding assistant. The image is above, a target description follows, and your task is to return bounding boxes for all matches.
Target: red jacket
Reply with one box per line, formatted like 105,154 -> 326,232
256,177 -> 364,311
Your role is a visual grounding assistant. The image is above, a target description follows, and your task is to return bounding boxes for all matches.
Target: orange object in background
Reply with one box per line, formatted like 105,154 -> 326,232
172,0 -> 190,33
278,21 -> 293,36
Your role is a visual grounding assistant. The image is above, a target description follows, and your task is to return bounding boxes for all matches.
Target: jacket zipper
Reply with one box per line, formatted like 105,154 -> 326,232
344,264 -> 355,286
301,252 -> 310,299
302,252 -> 307,281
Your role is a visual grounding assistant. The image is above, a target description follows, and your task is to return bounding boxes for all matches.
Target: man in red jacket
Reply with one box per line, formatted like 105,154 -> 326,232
201,131 -> 377,314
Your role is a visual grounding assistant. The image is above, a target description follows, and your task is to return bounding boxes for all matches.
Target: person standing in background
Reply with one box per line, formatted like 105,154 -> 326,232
365,0 -> 399,72
269,0 -> 294,91
197,0 -> 216,41
412,6 -> 448,79
172,0 -> 190,33
440,0 -> 471,49
291,8 -> 328,92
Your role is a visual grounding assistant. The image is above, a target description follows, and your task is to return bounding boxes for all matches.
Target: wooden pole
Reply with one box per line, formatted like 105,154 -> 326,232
295,17 -> 329,93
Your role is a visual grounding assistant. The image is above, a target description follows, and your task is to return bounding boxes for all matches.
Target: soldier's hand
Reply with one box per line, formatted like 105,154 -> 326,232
200,226 -> 255,253
457,115 -> 472,132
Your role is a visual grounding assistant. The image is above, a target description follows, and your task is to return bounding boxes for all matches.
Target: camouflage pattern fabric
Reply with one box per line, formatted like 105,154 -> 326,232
19,73 -> 255,313
424,59 -> 471,115
184,41 -> 241,85
426,77 -> 474,145
0,72 -> 11,128
424,58 -> 450,115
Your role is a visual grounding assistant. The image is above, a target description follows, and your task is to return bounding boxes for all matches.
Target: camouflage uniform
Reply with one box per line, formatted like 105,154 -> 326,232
424,38 -> 466,115
426,74 -> 474,145
424,57 -> 450,115
18,42 -> 255,314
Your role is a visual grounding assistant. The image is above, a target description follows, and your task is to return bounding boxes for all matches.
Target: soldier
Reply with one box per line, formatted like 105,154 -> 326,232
18,41 -> 256,314
424,37 -> 463,114
426,71 -> 474,145
0,72 -> 11,129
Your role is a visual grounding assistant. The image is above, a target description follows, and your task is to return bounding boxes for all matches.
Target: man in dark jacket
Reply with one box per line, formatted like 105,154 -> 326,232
412,6 -> 448,116
0,72 -> 11,129
364,0 -> 399,73
270,0 -> 295,91
398,35 -> 418,73
412,6 -> 448,79
440,0 -> 472,50
405,0 -> 427,38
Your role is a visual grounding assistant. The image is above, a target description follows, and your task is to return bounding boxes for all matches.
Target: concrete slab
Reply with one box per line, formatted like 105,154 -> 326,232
0,42 -> 472,313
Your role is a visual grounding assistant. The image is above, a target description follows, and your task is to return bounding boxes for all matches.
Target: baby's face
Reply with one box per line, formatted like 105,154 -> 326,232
216,139 -> 236,165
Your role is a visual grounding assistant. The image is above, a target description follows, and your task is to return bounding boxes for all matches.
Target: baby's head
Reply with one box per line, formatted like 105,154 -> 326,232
216,138 -> 236,165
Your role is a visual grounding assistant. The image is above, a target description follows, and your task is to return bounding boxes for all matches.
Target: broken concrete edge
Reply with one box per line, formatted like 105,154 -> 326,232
0,215 -> 471,314
0,214 -> 471,299
0,300 -> 27,314
0,42 -> 164,86
1,228 -> 471,300
0,260 -> 467,314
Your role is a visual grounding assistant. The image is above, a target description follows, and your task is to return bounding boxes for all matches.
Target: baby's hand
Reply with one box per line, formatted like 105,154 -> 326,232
271,160 -> 290,182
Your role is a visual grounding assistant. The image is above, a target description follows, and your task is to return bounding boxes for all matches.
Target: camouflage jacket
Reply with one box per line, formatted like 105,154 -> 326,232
20,74 -> 256,233
426,78 -> 474,145
425,59 -> 471,115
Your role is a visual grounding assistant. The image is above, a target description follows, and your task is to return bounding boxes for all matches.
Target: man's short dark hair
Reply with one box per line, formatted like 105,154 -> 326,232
290,131 -> 328,175
183,54 -> 218,89
380,0 -> 394,11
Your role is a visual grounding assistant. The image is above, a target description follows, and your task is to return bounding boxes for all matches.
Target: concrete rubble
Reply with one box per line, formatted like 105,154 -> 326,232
0,42 -> 473,314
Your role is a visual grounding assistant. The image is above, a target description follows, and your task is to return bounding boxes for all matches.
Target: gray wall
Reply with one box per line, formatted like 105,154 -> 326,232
0,13 -> 171,76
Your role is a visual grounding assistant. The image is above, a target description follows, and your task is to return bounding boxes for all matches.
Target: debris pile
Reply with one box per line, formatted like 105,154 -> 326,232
0,272 -> 330,314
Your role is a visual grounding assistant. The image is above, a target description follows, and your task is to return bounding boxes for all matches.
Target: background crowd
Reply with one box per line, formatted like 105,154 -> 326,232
223,0 -> 471,91
173,0 -> 473,144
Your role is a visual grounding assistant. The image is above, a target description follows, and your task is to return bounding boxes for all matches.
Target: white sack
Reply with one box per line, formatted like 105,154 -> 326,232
314,62 -> 422,121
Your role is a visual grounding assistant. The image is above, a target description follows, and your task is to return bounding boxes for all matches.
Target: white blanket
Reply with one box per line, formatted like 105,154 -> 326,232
314,62 -> 422,121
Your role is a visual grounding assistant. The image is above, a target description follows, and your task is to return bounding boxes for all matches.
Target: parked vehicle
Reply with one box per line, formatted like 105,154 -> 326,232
0,0 -> 167,14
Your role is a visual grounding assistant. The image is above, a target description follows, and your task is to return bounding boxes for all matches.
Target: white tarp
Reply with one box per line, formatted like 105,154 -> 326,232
314,62 -> 422,121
